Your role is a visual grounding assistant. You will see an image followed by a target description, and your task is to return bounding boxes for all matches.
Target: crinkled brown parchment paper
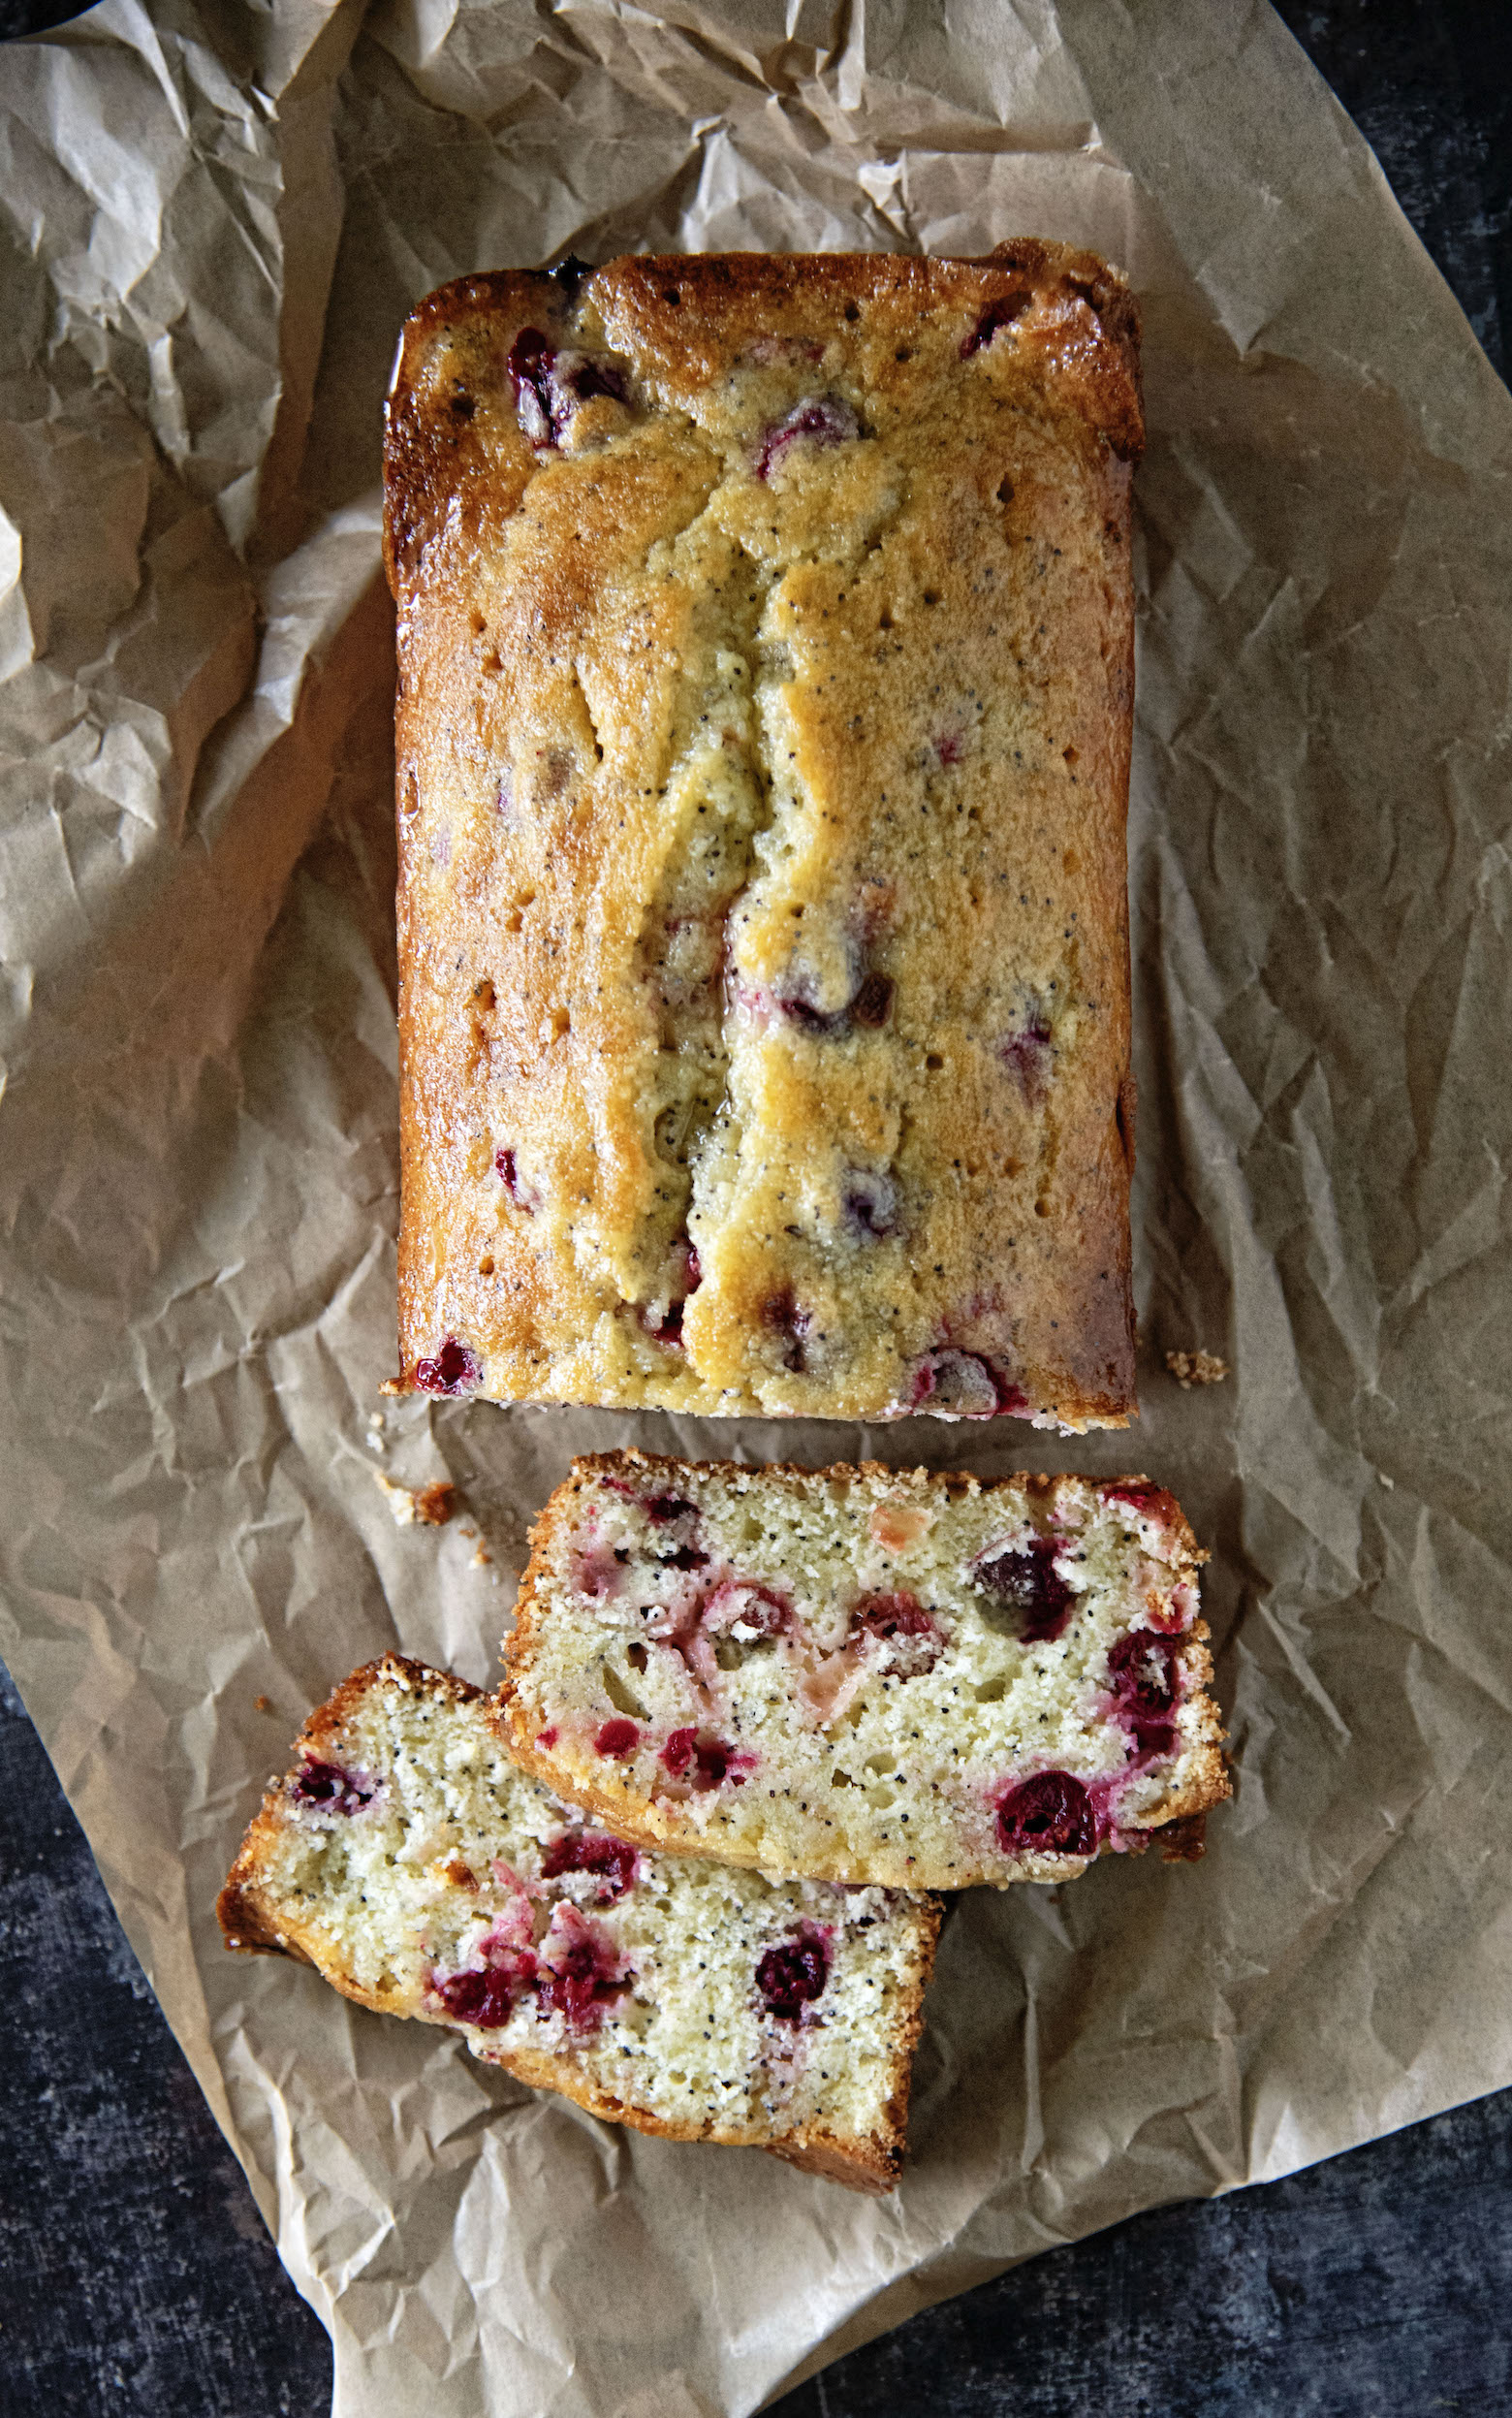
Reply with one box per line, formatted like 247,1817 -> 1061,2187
2,2 -> 1510,2411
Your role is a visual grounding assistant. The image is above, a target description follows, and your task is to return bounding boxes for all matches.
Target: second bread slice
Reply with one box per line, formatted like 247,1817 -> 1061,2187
499,1453 -> 1228,1890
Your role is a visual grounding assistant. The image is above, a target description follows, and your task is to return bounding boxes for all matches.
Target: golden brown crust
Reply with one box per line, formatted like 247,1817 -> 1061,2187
218,1652 -> 939,2193
496,1452 -> 1231,1884
386,247 -> 1141,1428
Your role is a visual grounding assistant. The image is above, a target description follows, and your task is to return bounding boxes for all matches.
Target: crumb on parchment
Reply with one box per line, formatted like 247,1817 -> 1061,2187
1165,1349 -> 1229,1389
376,1473 -> 459,1527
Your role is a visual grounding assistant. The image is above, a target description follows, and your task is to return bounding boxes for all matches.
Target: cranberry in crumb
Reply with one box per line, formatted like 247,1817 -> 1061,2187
995,1769 -> 1100,1859
1000,1017 -> 1053,1093
646,1297 -> 686,1345
534,1904 -> 628,2032
1102,1479 -> 1167,1516
644,1493 -> 696,1524
291,1761 -> 376,1816
756,1926 -> 831,2019
961,290 -> 1032,357
842,1168 -> 898,1241
661,1727 -> 739,1790
414,1336 -> 480,1394
974,1537 -> 1074,1643
703,1579 -> 790,1639
594,1717 -> 640,1759
536,1726 -> 559,1749
494,1147 -> 531,1208
1107,1629 -> 1181,1756
755,396 -> 860,480
436,1954 -> 535,2028
852,1591 -> 942,1675
506,327 -> 557,445
911,1350 -> 1028,1418
540,1831 -> 640,1902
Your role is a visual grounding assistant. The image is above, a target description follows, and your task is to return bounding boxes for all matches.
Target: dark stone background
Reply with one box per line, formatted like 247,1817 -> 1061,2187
2,3 -> 1509,2410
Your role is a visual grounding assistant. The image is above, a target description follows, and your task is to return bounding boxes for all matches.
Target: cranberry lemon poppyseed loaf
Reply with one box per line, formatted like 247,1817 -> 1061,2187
219,1655 -> 940,2192
385,245 -> 1142,1427
499,1454 -> 1228,1890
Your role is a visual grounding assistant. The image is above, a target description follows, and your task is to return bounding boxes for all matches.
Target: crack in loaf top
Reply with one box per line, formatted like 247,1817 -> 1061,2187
384,246 -> 1143,1428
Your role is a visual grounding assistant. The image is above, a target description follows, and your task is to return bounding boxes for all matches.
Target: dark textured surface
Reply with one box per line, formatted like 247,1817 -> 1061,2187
3,5 -> 1511,2415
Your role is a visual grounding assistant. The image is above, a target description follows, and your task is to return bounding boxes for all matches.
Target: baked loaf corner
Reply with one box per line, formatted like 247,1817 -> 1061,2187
219,1654 -> 941,2193
386,244 -> 1142,1428
499,1452 -> 1228,1889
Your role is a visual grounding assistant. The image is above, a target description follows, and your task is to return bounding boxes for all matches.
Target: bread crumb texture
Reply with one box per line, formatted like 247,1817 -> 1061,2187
1165,1349 -> 1229,1388
219,1657 -> 939,2191
386,246 -> 1142,1428
501,1453 -> 1228,1889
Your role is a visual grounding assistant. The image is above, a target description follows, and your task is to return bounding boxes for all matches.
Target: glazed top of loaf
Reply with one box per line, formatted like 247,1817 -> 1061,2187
386,246 -> 1141,1427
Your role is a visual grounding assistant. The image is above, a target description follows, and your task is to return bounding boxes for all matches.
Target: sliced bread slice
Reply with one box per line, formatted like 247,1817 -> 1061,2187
499,1453 -> 1228,1889
219,1654 -> 940,2193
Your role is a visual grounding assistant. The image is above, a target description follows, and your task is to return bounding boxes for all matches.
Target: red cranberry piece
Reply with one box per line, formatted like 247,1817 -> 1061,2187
842,1169 -> 898,1241
974,1538 -> 1074,1643
703,1579 -> 790,1639
911,1364 -> 1030,1418
646,1298 -> 685,1345
1000,1017 -> 1053,1095
414,1336 -> 481,1395
436,1952 -> 535,2028
933,730 -> 965,767
852,1589 -> 942,1675
507,327 -> 627,451
661,1727 -> 737,1790
1102,1480 -> 1171,1518
594,1717 -> 640,1759
291,1760 -> 377,1816
775,987 -> 844,1036
555,348 -> 628,411
540,1830 -> 640,1902
756,1926 -> 831,2019
644,1238 -> 700,1348
644,1493 -> 697,1524
536,1726 -> 558,1749
506,327 -> 557,446
494,1146 -> 533,1210
755,396 -> 860,481
995,1770 -> 1100,1859
1106,1629 -> 1181,1755
534,1905 -> 628,2032
910,1350 -> 1028,1418
961,289 -> 1032,358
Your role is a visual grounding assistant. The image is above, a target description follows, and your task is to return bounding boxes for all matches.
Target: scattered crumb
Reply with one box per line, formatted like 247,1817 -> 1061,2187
253,1694 -> 276,1715
471,1543 -> 493,1568
376,1472 -> 459,1527
1165,1349 -> 1229,1389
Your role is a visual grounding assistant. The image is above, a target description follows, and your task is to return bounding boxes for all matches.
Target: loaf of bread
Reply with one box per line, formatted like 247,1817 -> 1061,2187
385,244 -> 1142,1428
219,1655 -> 941,2192
499,1454 -> 1228,1890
